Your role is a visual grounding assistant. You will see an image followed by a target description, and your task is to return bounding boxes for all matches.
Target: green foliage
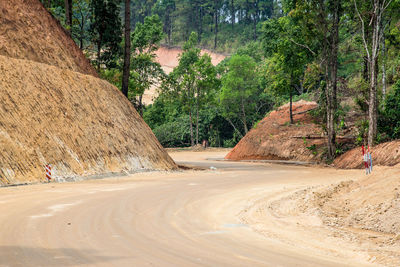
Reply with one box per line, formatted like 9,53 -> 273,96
89,0 -> 122,68
130,15 -> 165,107
379,80 -> 400,139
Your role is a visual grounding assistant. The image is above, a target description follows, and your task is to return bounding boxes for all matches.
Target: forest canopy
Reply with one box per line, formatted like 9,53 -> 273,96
42,0 -> 400,160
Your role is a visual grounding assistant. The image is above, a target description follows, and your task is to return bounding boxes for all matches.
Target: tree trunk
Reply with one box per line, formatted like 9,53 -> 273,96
382,35 -> 386,102
289,90 -> 293,124
324,0 -> 340,160
195,87 -> 199,145
138,94 -> 144,116
97,40 -> 102,71
214,8 -> 218,50
241,97 -> 249,134
368,56 -> 378,147
226,118 -> 243,138
64,0 -> 72,32
231,0 -> 235,29
189,110 -> 194,147
122,0 -> 131,98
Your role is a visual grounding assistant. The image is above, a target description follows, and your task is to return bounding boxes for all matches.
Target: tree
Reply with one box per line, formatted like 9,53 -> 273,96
122,0 -> 131,98
219,54 -> 259,136
64,0 -> 73,32
130,15 -> 165,115
193,54 -> 219,144
353,0 -> 394,146
262,16 -> 311,124
71,0 -> 91,49
89,0 -> 122,70
286,0 -> 342,160
152,0 -> 176,44
167,32 -> 201,146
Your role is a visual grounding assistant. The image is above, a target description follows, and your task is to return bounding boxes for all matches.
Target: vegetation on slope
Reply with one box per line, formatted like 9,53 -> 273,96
41,0 -> 400,162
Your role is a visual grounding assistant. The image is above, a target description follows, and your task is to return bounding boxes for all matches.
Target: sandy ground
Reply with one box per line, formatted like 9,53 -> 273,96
0,150 -> 395,266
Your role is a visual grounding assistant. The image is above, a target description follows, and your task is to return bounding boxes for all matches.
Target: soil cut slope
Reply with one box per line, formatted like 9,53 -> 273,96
225,100 -> 323,162
0,0 -> 97,76
334,140 -> 400,169
0,0 -> 176,185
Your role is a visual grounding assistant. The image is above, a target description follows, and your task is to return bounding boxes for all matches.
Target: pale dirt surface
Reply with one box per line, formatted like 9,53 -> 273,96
0,150 -> 395,267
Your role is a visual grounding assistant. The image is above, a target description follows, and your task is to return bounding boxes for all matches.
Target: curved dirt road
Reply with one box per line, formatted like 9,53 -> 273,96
0,151 -> 373,266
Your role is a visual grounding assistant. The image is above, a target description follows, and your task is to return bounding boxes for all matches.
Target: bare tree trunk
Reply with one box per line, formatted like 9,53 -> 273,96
382,35 -> 387,102
97,40 -> 101,71
64,0 -> 72,32
324,0 -> 340,160
231,0 -> 235,29
354,0 -> 391,147
289,90 -> 293,124
241,97 -> 249,134
196,89 -> 199,145
122,0 -> 131,98
189,110 -> 194,146
226,118 -> 243,138
214,8 -> 218,50
368,56 -> 378,146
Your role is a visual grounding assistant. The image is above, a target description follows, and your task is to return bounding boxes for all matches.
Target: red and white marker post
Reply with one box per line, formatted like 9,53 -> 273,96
45,164 -> 52,182
362,145 -> 372,175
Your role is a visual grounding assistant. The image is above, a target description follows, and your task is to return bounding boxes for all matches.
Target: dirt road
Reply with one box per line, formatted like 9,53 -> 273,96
0,151 -> 376,266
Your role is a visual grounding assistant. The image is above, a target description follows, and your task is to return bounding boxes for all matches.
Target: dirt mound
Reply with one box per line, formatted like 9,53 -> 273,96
266,167 -> 400,265
225,100 -> 324,162
0,0 -> 97,77
335,140 -> 400,169
0,0 -> 176,185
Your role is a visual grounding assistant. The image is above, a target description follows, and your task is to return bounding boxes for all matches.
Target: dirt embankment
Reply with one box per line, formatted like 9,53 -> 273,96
0,0 -> 176,185
0,0 -> 97,77
335,140 -> 400,169
225,100 -> 323,162
266,167 -> 400,266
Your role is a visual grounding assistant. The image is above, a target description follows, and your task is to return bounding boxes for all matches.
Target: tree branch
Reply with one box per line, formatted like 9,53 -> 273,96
354,0 -> 371,60
288,38 -> 316,55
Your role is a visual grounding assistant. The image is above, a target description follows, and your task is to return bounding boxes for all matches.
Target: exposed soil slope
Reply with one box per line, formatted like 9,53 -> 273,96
0,0 -> 176,185
0,0 -> 97,77
225,100 -> 324,162
335,140 -> 400,169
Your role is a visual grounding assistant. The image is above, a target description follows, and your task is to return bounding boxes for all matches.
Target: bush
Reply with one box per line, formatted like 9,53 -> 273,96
379,80 -> 400,140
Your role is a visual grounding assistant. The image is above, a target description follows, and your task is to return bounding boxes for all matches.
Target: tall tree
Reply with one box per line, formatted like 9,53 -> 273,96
90,0 -> 122,69
220,54 -> 259,136
287,0 -> 342,159
262,16 -> 311,124
167,32 -> 201,146
354,0 -> 393,146
122,0 -> 131,98
193,54 -> 219,144
130,15 -> 165,115
71,0 -> 91,49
